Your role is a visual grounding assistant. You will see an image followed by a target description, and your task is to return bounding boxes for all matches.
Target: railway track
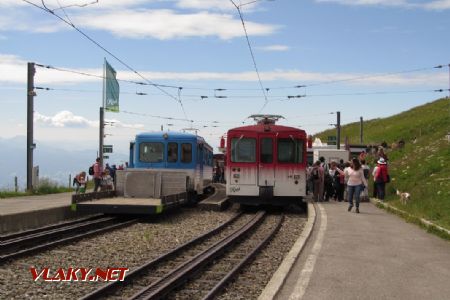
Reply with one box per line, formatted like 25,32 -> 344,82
0,215 -> 138,264
82,211 -> 283,300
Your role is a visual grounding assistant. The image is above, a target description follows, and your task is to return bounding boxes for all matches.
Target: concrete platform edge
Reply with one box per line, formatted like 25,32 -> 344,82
258,202 -> 316,300
370,197 -> 450,237
0,206 -> 90,234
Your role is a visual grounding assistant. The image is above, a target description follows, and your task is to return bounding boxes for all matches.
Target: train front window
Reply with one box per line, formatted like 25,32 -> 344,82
167,142 -> 178,163
278,138 -> 304,163
260,138 -> 273,163
181,143 -> 192,163
139,142 -> 164,163
231,137 -> 256,163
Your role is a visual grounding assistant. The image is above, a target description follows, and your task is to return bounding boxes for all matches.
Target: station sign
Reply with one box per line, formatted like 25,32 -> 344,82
327,136 -> 337,145
103,145 -> 113,153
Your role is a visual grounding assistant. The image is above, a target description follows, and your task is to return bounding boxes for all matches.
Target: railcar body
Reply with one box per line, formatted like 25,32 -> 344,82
226,115 -> 307,206
127,132 -> 213,197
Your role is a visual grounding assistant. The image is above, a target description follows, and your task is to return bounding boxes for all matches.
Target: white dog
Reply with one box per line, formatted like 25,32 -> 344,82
396,189 -> 411,205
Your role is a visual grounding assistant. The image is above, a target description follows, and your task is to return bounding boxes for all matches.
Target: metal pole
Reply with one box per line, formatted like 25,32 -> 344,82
360,116 -> 363,144
99,107 -> 104,166
336,111 -> 341,150
69,174 -> 72,188
27,62 -> 35,192
14,176 -> 18,193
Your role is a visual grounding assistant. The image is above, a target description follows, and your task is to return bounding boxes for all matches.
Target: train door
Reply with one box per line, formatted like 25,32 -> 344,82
129,142 -> 135,168
258,134 -> 275,188
198,143 -> 204,180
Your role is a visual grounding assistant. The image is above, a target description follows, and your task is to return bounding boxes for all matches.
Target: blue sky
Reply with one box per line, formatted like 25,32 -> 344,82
0,0 -> 449,157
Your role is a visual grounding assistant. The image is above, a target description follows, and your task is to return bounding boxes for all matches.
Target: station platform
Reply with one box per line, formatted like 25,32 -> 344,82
0,192 -> 86,234
198,183 -> 229,211
72,192 -> 187,215
260,200 -> 450,300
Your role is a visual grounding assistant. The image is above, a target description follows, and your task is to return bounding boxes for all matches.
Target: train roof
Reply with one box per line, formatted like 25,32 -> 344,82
136,131 -> 198,139
135,131 -> 212,149
228,124 -> 306,135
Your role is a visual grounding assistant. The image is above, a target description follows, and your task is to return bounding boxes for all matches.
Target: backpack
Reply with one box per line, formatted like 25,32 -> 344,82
88,165 -> 94,176
312,168 -> 319,180
363,168 -> 369,180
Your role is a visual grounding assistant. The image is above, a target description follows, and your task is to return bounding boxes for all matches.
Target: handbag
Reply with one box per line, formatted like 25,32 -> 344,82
386,174 -> 391,183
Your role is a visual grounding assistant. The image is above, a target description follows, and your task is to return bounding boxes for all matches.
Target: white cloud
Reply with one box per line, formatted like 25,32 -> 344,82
34,111 -> 145,129
0,54 -> 101,85
315,0 -> 450,10
256,45 -> 290,52
1,53 -> 447,87
424,0 -> 450,10
35,111 -> 97,128
0,0 -> 27,7
74,9 -> 277,40
176,0 -> 236,11
315,0 -> 411,7
0,1 -> 277,40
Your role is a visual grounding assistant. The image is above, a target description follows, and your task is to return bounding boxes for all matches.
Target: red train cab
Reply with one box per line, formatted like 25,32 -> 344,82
225,115 -> 307,206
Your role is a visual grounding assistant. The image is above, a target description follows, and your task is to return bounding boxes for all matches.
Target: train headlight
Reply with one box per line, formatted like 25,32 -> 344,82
293,175 -> 300,180
233,174 -> 240,178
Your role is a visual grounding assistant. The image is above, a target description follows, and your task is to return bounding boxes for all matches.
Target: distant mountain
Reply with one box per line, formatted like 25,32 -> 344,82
0,136 -> 128,190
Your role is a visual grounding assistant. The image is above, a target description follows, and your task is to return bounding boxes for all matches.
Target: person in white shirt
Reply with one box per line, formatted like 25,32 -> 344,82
344,158 -> 368,213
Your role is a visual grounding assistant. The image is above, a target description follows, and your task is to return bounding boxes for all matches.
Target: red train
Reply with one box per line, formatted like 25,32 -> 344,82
225,115 -> 307,206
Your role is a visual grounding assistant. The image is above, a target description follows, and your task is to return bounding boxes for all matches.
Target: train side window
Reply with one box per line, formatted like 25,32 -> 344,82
181,143 -> 192,163
167,142 -> 178,163
260,138 -> 273,163
278,138 -> 304,163
139,142 -> 164,163
231,137 -> 256,163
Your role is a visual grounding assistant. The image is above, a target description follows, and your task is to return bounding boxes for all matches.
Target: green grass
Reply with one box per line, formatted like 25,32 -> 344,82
317,98 -> 450,231
0,177 -> 73,199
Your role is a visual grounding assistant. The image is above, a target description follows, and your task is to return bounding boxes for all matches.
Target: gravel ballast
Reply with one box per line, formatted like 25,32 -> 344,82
0,208 -> 238,299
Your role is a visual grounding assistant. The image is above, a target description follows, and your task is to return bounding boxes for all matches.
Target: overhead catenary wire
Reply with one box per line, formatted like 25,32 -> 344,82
229,0 -> 269,113
34,64 -> 181,89
33,85 -> 449,102
23,0 -> 186,115
34,62 -> 449,93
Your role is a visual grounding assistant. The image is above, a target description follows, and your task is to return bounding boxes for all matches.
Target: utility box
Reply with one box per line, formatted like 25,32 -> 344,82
32,165 -> 39,189
313,149 -> 350,164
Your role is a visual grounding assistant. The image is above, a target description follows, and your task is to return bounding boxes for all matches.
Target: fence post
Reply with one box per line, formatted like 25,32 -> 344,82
14,176 -> 18,192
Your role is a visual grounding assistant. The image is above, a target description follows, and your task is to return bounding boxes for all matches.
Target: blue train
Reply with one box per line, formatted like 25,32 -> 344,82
127,131 -> 214,199
73,132 -> 214,215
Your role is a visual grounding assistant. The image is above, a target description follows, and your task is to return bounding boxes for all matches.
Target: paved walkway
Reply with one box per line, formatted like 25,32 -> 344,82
0,192 -> 72,215
277,201 -> 450,300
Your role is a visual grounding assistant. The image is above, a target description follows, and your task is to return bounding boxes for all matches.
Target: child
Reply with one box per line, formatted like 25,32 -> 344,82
73,172 -> 86,194
101,169 -> 114,191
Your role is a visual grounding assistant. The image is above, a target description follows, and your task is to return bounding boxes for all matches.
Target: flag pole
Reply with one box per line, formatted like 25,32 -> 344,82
99,58 -> 105,167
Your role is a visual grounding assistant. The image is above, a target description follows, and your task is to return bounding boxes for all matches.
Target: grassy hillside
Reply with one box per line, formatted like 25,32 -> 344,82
316,98 -> 450,230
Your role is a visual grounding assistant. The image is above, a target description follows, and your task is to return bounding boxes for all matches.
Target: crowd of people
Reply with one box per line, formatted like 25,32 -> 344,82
307,147 -> 390,213
73,158 -> 124,194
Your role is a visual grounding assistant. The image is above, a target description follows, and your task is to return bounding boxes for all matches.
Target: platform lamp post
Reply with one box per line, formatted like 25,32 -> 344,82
336,111 -> 341,150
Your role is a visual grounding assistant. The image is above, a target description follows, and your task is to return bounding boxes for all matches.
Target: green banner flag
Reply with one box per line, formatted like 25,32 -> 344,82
103,59 -> 120,112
